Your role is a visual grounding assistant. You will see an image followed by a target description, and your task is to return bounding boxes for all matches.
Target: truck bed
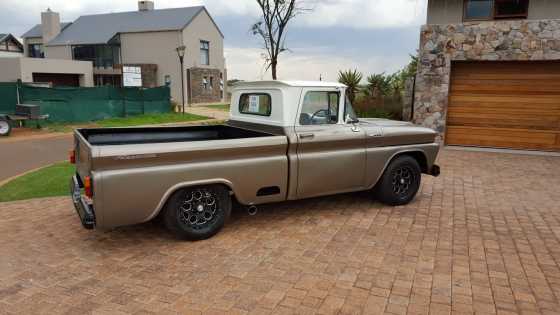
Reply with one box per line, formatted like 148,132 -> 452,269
78,125 -> 273,146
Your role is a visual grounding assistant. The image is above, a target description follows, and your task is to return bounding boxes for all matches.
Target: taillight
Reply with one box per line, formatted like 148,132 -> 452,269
69,150 -> 76,164
84,176 -> 93,198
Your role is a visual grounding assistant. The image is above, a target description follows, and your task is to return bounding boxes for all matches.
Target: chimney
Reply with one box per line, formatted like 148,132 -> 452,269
138,1 -> 154,11
41,8 -> 61,44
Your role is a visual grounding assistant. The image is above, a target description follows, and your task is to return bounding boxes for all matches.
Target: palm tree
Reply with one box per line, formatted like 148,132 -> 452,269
338,69 -> 363,104
366,73 -> 391,98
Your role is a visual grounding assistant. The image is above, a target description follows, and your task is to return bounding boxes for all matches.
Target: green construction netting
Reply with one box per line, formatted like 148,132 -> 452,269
0,83 -> 18,115
1,83 -> 171,122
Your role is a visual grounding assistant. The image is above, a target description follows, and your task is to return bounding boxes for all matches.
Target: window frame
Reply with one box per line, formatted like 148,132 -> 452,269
463,0 -> 529,22
298,90 -> 341,126
494,0 -> 529,19
200,40 -> 210,66
238,93 -> 272,117
28,43 -> 44,58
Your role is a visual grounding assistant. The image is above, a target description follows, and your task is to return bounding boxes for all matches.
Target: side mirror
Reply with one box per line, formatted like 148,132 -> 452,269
345,114 -> 359,124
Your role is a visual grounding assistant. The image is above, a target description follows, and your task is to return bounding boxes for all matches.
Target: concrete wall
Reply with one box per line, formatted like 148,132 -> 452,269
0,58 -> 22,82
45,45 -> 72,59
428,0 -> 560,24
19,58 -> 94,86
120,30 -> 182,103
427,0 -> 463,24
182,9 -> 226,103
121,10 -> 226,105
0,52 -> 23,58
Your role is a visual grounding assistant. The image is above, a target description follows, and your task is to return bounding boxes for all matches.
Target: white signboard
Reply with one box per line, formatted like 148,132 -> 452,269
123,66 -> 142,87
249,95 -> 260,113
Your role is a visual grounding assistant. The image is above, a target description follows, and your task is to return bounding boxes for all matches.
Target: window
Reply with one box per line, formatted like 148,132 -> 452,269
464,0 -> 529,21
72,45 -> 120,68
299,91 -> 339,125
344,95 -> 358,123
28,44 -> 44,58
494,0 -> 529,18
200,40 -> 209,65
202,76 -> 209,90
239,93 -> 272,116
464,0 -> 494,20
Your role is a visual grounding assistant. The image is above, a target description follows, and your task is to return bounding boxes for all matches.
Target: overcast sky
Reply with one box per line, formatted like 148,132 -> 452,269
1,0 -> 428,81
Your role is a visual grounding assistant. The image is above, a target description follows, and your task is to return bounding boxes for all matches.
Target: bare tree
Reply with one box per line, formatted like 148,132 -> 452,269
251,0 -> 305,80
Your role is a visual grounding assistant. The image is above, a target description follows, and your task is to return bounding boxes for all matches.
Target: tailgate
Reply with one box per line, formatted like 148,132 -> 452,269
74,130 -> 94,180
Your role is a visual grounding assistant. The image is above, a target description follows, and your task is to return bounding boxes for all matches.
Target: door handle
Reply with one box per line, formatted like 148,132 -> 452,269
299,133 -> 315,139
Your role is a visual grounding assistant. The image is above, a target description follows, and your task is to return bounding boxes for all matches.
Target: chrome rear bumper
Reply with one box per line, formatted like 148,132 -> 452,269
70,175 -> 95,229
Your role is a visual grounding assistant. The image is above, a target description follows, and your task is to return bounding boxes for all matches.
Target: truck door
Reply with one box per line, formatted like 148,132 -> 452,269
295,89 -> 366,198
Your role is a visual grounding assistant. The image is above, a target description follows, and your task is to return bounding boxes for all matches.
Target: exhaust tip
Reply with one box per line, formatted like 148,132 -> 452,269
247,205 -> 258,216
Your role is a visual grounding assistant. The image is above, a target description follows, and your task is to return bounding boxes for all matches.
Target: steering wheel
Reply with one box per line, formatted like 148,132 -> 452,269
310,109 -> 330,124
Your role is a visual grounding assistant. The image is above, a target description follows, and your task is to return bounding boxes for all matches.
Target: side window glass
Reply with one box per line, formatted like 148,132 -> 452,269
344,95 -> 358,122
299,91 -> 339,125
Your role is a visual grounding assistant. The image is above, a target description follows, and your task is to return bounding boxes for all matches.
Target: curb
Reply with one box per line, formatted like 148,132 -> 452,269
0,162 -> 60,188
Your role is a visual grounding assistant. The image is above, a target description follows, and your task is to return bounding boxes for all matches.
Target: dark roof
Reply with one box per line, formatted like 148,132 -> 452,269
21,22 -> 72,38
46,6 -> 222,46
0,33 -> 24,51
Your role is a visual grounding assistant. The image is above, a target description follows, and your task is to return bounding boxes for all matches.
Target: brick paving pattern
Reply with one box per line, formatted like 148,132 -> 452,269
1,149 -> 560,314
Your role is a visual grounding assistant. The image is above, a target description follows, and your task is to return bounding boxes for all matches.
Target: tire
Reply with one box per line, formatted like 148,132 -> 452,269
0,118 -> 11,137
375,155 -> 422,206
163,185 -> 231,240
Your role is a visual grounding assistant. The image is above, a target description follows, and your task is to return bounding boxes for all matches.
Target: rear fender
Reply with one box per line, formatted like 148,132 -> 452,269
147,178 -> 236,221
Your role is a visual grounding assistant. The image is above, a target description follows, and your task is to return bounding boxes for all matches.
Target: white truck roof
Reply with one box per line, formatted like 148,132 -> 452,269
233,80 -> 346,89
230,80 -> 347,127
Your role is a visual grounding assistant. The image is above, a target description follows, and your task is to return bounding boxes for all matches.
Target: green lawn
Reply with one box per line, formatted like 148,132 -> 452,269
204,104 -> 230,111
0,162 -> 74,202
42,112 -> 209,133
97,112 -> 208,127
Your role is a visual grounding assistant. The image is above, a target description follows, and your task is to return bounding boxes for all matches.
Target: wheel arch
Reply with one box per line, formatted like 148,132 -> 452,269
147,179 -> 235,222
395,150 -> 429,174
369,149 -> 429,190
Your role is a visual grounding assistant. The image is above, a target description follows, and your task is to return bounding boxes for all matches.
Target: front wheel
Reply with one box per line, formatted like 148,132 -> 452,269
163,185 -> 231,240
374,156 -> 421,206
0,118 -> 11,137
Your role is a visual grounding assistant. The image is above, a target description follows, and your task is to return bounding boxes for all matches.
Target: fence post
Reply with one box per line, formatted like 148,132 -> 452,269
141,88 -> 145,115
122,87 -> 127,117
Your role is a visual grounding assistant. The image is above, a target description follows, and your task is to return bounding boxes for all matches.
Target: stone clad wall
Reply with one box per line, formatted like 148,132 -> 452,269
414,19 -> 560,141
188,67 -> 222,104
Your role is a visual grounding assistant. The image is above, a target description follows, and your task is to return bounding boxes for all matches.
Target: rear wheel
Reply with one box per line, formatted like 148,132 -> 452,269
163,185 -> 231,240
375,155 -> 421,206
0,118 -> 11,137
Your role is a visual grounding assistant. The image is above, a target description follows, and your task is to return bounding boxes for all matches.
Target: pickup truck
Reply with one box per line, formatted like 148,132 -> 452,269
70,81 -> 440,240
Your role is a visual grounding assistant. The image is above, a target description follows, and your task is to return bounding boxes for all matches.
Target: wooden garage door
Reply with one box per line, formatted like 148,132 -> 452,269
447,61 -> 560,151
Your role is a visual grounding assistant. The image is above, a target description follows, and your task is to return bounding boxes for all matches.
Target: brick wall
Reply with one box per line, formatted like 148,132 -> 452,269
188,67 -> 222,104
121,64 -> 158,88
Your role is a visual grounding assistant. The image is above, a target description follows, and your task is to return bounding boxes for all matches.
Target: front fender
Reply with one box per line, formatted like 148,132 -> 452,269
367,143 -> 440,189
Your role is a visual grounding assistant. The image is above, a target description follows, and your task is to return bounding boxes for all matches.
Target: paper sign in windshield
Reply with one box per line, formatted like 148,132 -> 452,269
249,95 -> 260,113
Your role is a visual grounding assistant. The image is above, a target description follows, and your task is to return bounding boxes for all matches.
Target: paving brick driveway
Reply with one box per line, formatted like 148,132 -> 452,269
1,149 -> 560,315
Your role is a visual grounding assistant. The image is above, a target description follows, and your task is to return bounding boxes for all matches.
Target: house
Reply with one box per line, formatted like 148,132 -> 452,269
0,57 -> 93,87
414,0 -> 560,152
20,1 -> 227,105
0,34 -> 24,57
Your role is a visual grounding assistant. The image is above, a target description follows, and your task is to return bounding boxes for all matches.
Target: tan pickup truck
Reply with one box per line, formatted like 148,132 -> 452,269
70,81 -> 440,240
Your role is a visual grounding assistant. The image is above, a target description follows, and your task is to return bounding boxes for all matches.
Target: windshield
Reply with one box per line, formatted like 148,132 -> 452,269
344,95 -> 358,122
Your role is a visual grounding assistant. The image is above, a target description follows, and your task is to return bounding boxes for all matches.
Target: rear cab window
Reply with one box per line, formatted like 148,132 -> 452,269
239,93 -> 272,116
